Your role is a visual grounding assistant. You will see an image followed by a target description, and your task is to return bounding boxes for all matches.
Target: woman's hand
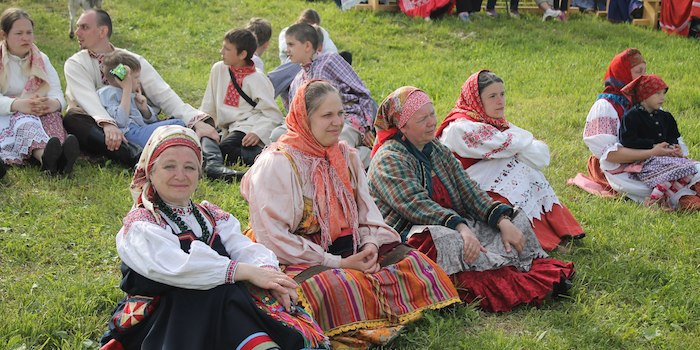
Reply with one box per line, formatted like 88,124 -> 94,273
498,218 -> 525,254
10,98 -> 35,114
234,263 -> 297,295
32,97 -> 61,114
340,245 -> 379,273
456,223 -> 485,263
271,285 -> 299,314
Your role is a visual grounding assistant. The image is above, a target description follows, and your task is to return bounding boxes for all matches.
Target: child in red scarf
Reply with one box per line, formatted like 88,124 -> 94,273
619,74 -> 700,210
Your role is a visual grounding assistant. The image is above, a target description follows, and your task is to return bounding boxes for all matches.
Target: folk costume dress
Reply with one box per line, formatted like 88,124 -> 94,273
398,0 -> 455,18
618,75 -> 700,208
660,0 -> 700,36
0,42 -> 66,164
575,49 -> 700,207
367,86 -> 575,312
436,70 -> 584,251
571,48 -> 645,197
241,81 -> 460,348
100,126 -> 328,350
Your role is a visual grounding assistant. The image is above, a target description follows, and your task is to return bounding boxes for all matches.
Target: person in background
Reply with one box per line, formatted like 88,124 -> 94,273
245,17 -> 272,72
268,8 -> 349,100
274,23 -> 375,167
97,52 -> 185,148
63,9 -> 243,181
200,29 -> 283,165
0,8 -> 79,176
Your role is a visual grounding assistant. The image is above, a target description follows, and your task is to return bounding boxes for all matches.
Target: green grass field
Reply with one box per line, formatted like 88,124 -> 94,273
1,0 -> 699,349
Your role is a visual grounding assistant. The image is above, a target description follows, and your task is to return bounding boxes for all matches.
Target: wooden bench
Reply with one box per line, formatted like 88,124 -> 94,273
354,0 -> 575,14
632,0 -> 661,27
597,0 -> 662,28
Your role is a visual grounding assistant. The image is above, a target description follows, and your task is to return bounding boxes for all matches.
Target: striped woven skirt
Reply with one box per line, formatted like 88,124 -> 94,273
284,244 -> 460,346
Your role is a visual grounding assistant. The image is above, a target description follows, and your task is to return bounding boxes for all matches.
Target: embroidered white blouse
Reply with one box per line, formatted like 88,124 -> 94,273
0,51 -> 65,128
116,201 -> 279,290
439,119 -> 559,222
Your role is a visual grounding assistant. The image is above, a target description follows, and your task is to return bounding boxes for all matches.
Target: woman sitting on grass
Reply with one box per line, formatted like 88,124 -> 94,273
437,70 -> 584,252
100,125 -> 328,350
573,48 -> 700,210
0,8 -> 79,177
242,80 -> 460,349
367,86 -> 575,312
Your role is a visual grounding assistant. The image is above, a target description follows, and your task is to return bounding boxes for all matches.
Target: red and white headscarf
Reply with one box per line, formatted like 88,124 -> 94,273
437,69 -> 509,137
0,41 -> 50,97
130,125 -> 202,222
371,86 -> 431,157
621,74 -> 668,105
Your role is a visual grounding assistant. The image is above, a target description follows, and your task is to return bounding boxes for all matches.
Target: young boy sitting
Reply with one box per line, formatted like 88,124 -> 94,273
200,28 -> 284,166
97,52 -> 185,147
273,22 -> 375,167
246,17 -> 272,72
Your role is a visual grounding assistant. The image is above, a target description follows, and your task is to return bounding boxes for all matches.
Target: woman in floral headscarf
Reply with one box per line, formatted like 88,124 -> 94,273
242,80 -> 459,348
367,86 -> 575,312
0,8 -> 79,176
572,49 -> 700,211
100,125 -> 328,350
437,70 -> 584,252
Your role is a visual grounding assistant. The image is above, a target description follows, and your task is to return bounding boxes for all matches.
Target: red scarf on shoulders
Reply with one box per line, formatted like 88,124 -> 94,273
223,63 -> 256,107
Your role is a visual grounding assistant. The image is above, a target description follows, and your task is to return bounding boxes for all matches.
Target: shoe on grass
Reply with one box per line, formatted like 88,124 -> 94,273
486,9 -> 499,18
458,12 -> 470,22
542,8 -> 561,21
509,10 -> 520,18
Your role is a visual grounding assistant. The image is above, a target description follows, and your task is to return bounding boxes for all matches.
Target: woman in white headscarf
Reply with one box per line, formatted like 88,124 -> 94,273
100,125 -> 328,350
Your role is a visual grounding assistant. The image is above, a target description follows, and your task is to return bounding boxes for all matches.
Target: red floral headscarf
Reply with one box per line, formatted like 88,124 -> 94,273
371,86 -> 431,157
621,74 -> 668,105
603,48 -> 645,95
437,69 -> 508,137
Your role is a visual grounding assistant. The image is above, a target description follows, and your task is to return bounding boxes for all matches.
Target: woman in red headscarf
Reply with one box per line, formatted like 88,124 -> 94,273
436,70 -> 584,252
241,80 -> 459,348
570,49 -> 648,197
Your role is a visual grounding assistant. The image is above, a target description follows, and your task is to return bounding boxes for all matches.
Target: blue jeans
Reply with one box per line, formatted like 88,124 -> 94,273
124,119 -> 186,147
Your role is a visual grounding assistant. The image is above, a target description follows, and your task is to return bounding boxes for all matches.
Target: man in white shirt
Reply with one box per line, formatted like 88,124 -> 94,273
63,9 -> 242,181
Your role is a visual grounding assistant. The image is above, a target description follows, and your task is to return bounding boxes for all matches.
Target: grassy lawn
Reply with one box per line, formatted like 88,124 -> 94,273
1,0 -> 699,348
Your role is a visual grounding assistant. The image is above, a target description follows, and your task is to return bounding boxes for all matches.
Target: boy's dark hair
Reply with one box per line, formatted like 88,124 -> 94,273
285,23 -> 319,51
297,8 -> 321,25
246,18 -> 272,46
102,51 -> 140,83
224,28 -> 257,61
